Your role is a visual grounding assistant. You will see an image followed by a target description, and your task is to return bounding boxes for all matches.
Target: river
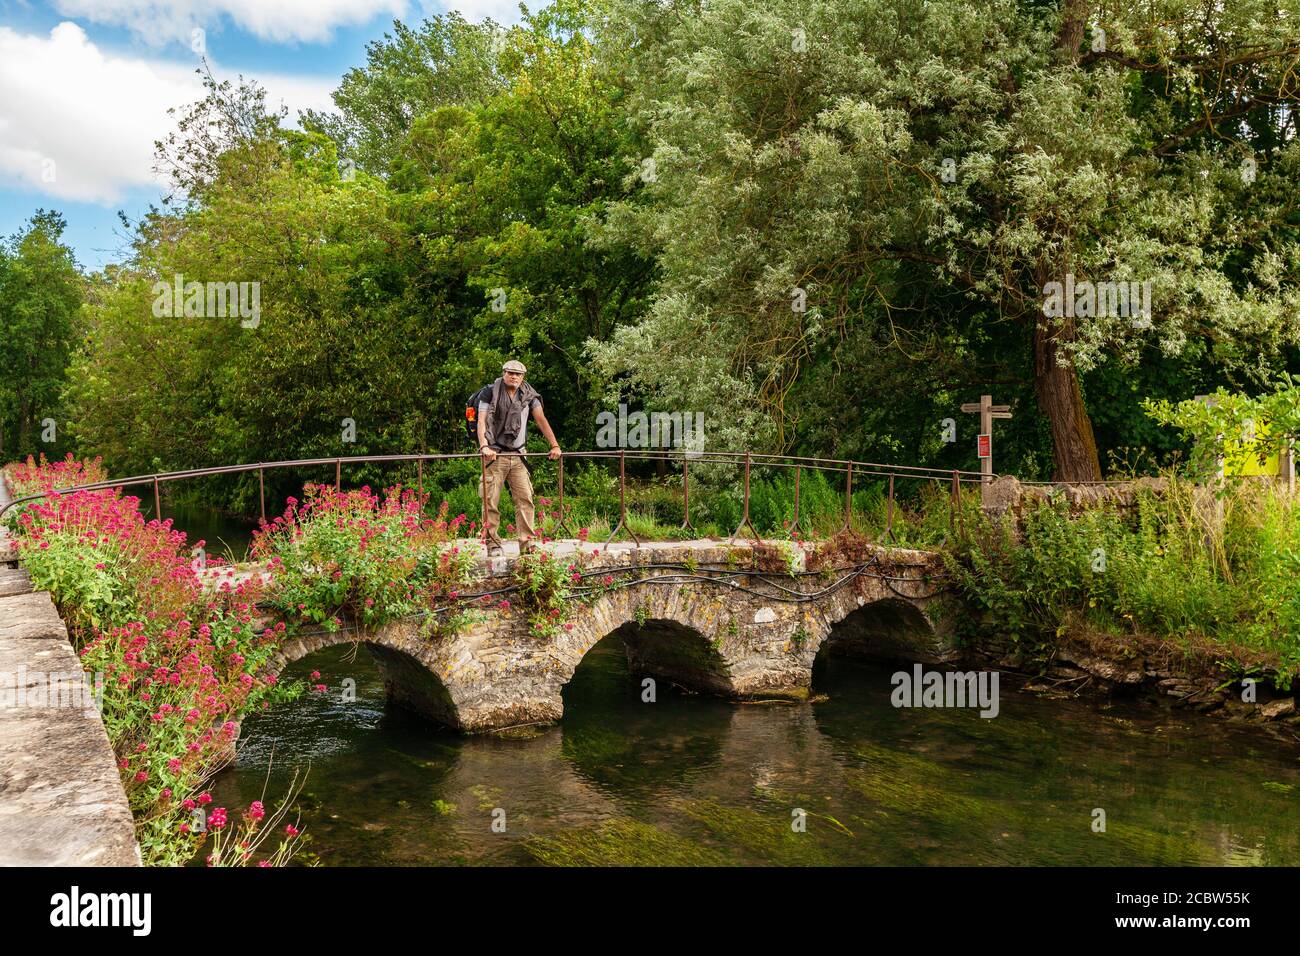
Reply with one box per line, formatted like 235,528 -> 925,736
207,637 -> 1300,866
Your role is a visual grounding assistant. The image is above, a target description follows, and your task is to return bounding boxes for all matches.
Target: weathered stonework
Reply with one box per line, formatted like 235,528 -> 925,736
982,475 -> 1171,518
0,590 -> 140,865
0,474 -> 140,864
260,540 -> 949,732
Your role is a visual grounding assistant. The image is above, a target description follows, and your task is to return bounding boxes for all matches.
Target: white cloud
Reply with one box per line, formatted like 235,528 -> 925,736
424,0 -> 527,25
53,0 -> 410,45
0,22 -> 336,204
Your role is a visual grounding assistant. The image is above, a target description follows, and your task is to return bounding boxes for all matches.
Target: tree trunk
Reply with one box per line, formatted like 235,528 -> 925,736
1033,1 -> 1102,482
1033,319 -> 1102,481
1056,0 -> 1091,62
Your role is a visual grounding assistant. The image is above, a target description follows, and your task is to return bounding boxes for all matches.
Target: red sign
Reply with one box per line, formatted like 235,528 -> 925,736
977,434 -> 991,459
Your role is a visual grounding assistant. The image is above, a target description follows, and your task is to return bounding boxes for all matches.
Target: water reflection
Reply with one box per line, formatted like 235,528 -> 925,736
208,637 -> 1300,866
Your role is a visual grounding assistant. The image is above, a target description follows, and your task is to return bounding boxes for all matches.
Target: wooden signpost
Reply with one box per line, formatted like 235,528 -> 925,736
961,395 -> 1012,496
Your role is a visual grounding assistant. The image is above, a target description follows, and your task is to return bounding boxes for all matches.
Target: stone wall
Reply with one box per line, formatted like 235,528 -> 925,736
0,478 -> 140,865
259,539 -> 950,733
982,475 -> 1171,518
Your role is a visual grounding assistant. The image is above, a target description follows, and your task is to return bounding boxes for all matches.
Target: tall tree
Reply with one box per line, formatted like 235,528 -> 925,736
0,211 -> 82,458
301,13 -> 507,176
591,0 -> 1300,478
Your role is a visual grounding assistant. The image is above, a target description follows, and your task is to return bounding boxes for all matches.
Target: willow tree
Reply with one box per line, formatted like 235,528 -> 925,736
590,0 -> 1300,479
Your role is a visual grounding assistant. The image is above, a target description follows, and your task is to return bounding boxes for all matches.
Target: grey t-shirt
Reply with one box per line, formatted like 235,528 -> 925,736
480,388 -> 542,450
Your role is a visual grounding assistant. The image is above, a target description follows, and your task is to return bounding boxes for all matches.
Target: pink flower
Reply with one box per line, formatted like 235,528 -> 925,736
247,800 -> 265,821
133,771 -> 148,782
285,824 -> 299,836
198,792 -> 213,805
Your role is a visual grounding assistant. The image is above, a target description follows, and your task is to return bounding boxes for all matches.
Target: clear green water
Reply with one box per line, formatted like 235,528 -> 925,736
208,639 -> 1300,866
142,499 -> 257,560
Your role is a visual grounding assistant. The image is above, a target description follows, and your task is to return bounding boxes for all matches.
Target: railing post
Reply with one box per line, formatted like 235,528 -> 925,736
680,454 -> 694,532
553,453 -> 571,537
153,477 -> 161,524
259,466 -> 266,523
604,449 -> 640,547
886,473 -> 895,542
480,452 -> 491,548
949,469 -> 959,536
792,464 -> 801,534
839,460 -> 854,533
335,458 -> 341,493
417,457 -> 424,504
730,451 -> 760,544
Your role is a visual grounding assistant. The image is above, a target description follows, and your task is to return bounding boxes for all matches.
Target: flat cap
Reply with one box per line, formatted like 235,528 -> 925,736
502,359 -> 527,373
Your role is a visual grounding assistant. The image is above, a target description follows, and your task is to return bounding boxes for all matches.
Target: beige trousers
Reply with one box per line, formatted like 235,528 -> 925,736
481,452 -> 536,545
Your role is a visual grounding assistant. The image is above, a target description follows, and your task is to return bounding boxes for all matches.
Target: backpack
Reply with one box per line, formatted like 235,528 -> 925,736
464,381 -> 501,446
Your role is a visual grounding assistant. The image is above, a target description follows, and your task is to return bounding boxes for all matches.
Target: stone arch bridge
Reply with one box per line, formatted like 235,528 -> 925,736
259,540 -> 951,732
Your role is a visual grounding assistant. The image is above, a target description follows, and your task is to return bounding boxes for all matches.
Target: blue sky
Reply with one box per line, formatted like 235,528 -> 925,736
0,0 -> 524,270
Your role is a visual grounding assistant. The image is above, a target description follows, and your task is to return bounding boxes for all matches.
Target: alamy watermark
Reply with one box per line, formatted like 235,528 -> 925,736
50,886 -> 150,936
0,668 -> 105,715
595,403 -> 705,456
1042,273 -> 1152,328
151,274 -> 261,328
891,664 -> 999,718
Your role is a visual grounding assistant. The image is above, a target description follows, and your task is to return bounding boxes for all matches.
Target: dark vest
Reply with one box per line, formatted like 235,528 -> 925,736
484,378 -> 540,450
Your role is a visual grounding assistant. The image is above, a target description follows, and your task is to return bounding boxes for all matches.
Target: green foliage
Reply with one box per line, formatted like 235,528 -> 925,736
1144,376 -> 1300,479
945,477 -> 1300,684
61,5 -> 652,513
511,546 -> 582,639
253,485 -> 479,631
6,472 -> 306,866
0,211 -> 82,460
590,0 -> 1300,477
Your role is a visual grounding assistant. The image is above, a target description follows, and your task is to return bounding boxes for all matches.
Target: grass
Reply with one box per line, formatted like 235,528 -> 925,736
945,475 -> 1300,687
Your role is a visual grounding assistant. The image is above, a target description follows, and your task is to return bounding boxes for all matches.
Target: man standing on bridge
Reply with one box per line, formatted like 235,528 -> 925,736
477,359 -> 562,556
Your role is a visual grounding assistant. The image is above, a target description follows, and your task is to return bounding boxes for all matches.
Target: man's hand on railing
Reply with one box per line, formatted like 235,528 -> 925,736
481,446 -> 497,463
548,444 -> 561,461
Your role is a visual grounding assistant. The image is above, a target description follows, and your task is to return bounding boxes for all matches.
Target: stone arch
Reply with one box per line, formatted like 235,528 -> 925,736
559,585 -> 739,699
261,628 -> 462,729
812,594 -> 951,665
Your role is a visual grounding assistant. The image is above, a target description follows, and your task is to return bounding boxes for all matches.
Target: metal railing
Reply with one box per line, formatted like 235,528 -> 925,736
0,449 -> 994,547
